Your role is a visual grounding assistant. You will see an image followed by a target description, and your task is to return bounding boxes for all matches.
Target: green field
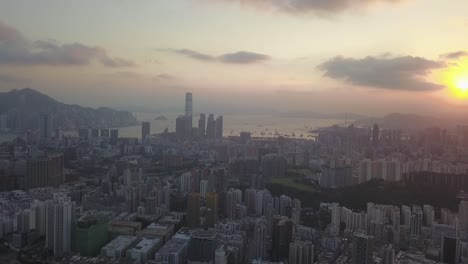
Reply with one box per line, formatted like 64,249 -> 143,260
270,177 -> 316,192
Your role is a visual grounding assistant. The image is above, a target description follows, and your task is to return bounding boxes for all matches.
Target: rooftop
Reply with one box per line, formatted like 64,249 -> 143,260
102,236 -> 139,251
156,238 -> 189,255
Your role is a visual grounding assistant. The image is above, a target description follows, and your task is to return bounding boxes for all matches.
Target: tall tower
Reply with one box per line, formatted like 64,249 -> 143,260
185,92 -> 193,138
215,116 -> 223,140
185,92 -> 193,118
198,114 -> 206,137
206,114 -> 216,139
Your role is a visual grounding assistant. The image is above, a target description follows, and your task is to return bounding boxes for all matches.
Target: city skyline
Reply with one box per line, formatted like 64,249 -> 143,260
3,2 -> 468,263
0,0 -> 467,116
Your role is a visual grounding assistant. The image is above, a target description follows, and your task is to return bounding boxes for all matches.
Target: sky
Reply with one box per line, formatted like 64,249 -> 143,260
0,0 -> 467,116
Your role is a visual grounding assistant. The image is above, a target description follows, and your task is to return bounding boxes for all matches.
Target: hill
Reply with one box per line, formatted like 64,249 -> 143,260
354,113 -> 452,130
0,88 -> 138,131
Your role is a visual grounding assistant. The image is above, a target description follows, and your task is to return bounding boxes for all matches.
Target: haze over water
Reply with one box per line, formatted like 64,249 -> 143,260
118,112 -> 344,139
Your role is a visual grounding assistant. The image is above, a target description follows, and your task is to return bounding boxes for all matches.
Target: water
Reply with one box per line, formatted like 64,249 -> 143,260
0,113 -> 344,142
118,112 -> 344,139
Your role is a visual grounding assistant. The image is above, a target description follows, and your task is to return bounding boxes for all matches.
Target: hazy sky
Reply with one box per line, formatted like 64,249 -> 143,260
0,0 -> 467,116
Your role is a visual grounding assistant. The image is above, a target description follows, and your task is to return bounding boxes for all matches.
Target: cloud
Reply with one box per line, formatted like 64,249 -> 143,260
219,51 -> 270,64
162,48 -> 270,64
175,49 -> 215,61
207,0 -> 405,15
440,51 -> 468,60
156,73 -> 176,80
318,55 -> 445,92
0,20 -> 134,67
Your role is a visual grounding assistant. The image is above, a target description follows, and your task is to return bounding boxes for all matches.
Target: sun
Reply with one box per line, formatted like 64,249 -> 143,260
452,76 -> 468,99
457,78 -> 468,92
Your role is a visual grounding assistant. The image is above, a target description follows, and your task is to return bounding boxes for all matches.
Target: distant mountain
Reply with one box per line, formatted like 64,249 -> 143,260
354,113 -> 454,130
0,88 -> 138,131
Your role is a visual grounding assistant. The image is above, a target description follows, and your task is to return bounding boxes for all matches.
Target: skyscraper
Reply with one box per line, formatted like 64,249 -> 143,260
46,198 -> 73,256
272,216 -> 293,261
176,115 -> 187,140
39,113 -> 52,139
206,192 -> 218,228
215,115 -> 223,140
187,192 -> 201,228
185,92 -> 193,120
141,121 -> 150,141
198,113 -> 206,137
185,92 -> 193,138
352,233 -> 374,264
206,114 -> 216,139
289,240 -> 314,264
253,218 -> 268,260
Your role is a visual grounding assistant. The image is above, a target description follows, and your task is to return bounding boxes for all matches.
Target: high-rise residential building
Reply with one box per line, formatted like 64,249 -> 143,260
142,121 -> 151,141
46,198 -> 73,256
206,114 -> 216,139
39,113 -> 52,139
252,218 -> 268,260
272,216 -> 293,262
206,192 -> 218,228
401,205 -> 412,228
187,192 -> 201,228
292,199 -> 301,224
331,204 -> 341,227
200,180 -> 208,198
25,153 -> 64,190
459,200 -> 468,239
352,233 -> 374,264
198,114 -> 206,137
410,206 -> 423,236
423,204 -> 435,226
288,240 -> 314,264
372,124 -> 380,146
380,245 -> 395,264
225,188 -> 242,219
215,115 -> 223,139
